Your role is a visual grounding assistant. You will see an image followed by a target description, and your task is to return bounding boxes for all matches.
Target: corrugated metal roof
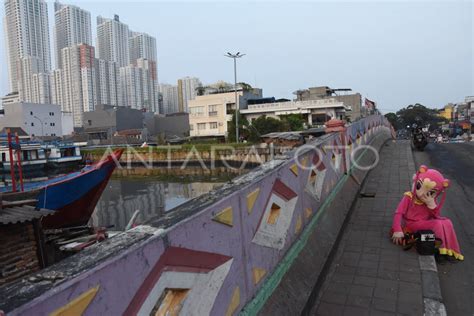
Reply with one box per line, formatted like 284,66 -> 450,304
261,132 -> 302,140
0,205 -> 55,225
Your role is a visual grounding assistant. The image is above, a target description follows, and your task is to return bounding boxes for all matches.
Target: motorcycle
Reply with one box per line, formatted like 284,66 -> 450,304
412,127 -> 428,151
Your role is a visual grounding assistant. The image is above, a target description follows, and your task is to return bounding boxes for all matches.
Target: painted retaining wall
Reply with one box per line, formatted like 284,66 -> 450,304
0,115 -> 393,316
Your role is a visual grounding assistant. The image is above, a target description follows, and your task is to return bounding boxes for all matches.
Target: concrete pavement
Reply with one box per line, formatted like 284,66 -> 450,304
310,140 -> 436,316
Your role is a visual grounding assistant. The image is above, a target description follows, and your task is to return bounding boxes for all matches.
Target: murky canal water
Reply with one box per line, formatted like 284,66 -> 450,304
89,177 -> 224,231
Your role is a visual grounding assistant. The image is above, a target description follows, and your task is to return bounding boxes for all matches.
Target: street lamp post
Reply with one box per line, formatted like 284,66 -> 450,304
33,116 -> 44,137
225,52 -> 245,143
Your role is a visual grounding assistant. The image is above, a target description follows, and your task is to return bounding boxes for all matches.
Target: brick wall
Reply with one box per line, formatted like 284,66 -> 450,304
0,222 -> 40,285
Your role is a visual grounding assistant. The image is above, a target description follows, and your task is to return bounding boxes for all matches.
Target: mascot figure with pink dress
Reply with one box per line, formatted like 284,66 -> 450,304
391,165 -> 464,261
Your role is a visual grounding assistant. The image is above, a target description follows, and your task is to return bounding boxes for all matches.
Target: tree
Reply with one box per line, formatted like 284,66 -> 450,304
227,112 -> 250,142
246,115 -> 288,142
396,103 -> 447,131
280,114 -> 305,131
237,82 -> 252,91
195,86 -> 206,96
384,112 -> 399,130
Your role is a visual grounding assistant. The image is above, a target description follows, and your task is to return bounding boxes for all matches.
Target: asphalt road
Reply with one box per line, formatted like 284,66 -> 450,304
412,142 -> 474,316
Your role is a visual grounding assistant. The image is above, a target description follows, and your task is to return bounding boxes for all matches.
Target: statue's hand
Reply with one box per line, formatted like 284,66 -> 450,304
391,231 -> 404,245
419,192 -> 437,209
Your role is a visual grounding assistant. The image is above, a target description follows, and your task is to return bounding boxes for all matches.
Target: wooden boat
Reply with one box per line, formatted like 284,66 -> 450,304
0,141 -> 47,172
0,149 -> 123,229
42,142 -> 85,168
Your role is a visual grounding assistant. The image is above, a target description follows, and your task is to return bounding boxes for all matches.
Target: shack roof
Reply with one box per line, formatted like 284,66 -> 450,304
0,205 -> 54,225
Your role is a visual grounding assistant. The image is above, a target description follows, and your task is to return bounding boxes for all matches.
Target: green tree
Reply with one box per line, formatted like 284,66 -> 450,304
246,115 -> 288,142
384,112 -> 399,130
396,103 -> 447,131
237,82 -> 252,91
280,114 -> 305,131
227,112 -> 250,142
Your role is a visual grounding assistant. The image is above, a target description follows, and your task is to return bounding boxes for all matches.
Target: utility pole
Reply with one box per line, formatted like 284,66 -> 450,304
33,116 -> 44,137
225,52 -> 245,143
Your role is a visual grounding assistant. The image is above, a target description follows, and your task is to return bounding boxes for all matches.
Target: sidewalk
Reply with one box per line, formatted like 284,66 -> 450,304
311,140 -> 429,316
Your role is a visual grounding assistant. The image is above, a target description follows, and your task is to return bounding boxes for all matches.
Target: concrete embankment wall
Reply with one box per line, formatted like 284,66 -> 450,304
84,145 -> 293,165
0,115 -> 393,316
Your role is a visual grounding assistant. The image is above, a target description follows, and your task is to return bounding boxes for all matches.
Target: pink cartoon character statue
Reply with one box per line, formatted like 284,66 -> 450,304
391,165 -> 463,261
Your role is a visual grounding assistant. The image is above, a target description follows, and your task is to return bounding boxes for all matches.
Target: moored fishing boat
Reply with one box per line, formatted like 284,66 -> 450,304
42,142 -> 85,168
0,141 -> 46,172
1,149 -> 123,229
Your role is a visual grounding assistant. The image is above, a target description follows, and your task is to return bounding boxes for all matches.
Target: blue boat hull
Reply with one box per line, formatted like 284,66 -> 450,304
1,150 -> 123,228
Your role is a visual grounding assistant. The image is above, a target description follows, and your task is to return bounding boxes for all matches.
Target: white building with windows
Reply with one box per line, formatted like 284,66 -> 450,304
188,89 -> 262,138
240,99 -> 350,127
177,77 -> 201,112
53,44 -> 97,127
0,102 -> 64,137
17,56 -> 51,104
54,1 -> 92,68
4,0 -> 51,93
97,15 -> 130,67
129,31 -> 157,64
159,84 -> 179,114
120,58 -> 158,113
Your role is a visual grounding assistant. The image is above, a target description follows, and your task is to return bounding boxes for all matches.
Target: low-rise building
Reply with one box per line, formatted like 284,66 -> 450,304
1,92 -> 21,110
83,104 -> 144,140
0,102 -> 65,137
240,98 -> 349,127
294,86 -> 362,121
144,112 -> 190,139
439,104 -> 454,121
188,89 -> 262,139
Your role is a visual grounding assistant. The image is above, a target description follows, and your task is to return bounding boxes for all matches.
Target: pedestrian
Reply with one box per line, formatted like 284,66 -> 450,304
391,165 -> 463,261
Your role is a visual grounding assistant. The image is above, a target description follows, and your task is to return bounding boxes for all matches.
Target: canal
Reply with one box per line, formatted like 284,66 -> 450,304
89,167 -> 248,230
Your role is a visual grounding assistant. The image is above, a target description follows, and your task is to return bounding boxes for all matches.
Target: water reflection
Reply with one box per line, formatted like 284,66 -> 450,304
90,179 -> 222,231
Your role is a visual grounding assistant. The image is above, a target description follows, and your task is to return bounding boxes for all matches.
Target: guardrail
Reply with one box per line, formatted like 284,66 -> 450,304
0,115 -> 393,316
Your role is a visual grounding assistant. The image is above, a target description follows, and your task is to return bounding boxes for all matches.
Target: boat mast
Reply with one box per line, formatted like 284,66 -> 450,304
7,129 -> 17,192
14,133 -> 24,192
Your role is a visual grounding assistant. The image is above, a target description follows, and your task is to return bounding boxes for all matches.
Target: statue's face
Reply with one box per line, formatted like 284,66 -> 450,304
415,177 -> 438,200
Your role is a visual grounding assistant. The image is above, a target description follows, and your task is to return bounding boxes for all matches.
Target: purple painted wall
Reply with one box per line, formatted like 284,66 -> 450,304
3,115 -> 392,316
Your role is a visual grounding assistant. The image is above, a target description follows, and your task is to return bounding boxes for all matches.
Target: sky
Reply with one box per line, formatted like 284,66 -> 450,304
0,0 -> 472,113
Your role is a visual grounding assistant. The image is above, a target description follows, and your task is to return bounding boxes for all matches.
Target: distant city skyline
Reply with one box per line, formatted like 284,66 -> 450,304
1,1 -> 472,113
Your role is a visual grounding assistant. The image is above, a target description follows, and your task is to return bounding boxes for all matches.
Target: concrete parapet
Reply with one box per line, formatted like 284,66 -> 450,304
0,115 -> 393,315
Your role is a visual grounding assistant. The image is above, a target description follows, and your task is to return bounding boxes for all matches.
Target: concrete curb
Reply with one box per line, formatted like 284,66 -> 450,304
419,256 -> 446,316
407,144 -> 447,316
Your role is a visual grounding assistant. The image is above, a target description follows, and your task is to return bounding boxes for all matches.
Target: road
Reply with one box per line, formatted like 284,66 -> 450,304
412,142 -> 474,316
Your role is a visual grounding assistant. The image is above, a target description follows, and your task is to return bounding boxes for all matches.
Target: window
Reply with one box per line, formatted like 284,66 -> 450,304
267,203 -> 281,225
209,122 -> 218,129
30,111 -> 33,115
208,104 -> 218,116
189,124 -> 194,131
189,106 -> 204,116
197,123 -> 206,130
31,122 -> 34,126
88,120 -> 92,126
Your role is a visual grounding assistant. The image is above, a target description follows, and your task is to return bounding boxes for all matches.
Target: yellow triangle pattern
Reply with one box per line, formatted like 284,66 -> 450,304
246,189 -> 260,214
225,286 -> 240,316
301,156 -> 309,167
50,286 -> 100,316
304,208 -> 312,219
213,207 -> 233,227
252,267 -> 267,285
295,215 -> 302,234
290,164 -> 298,176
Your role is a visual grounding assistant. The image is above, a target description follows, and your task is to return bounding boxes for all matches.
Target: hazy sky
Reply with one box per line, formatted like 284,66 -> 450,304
0,0 -> 472,113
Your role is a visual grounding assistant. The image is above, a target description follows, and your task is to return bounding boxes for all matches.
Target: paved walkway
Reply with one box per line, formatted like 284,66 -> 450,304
311,140 -> 425,316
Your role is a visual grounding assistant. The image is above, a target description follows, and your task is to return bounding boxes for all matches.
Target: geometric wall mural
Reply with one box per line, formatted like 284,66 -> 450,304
330,140 -> 342,173
125,247 -> 233,315
306,153 -> 327,201
252,179 -> 298,250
